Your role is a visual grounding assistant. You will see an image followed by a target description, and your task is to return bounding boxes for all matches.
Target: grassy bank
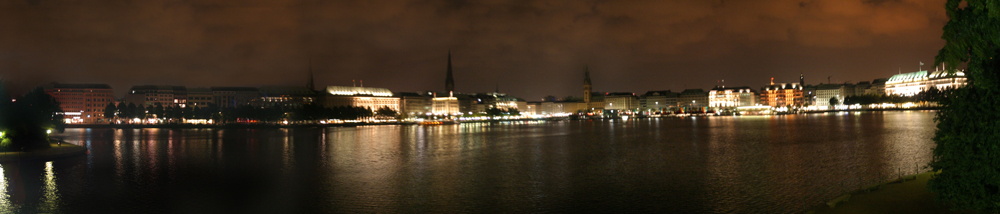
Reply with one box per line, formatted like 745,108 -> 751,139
0,142 -> 86,163
805,172 -> 961,214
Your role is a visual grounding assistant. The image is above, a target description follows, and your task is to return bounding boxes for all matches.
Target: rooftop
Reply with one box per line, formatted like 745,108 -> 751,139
325,86 -> 393,97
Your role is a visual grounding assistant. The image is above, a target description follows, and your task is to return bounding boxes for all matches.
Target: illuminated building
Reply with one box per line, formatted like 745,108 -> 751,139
187,88 -> 215,108
256,86 -> 318,108
603,92 -> 638,111
522,101 -> 540,115
885,68 -> 967,96
432,95 -> 460,115
639,90 -> 679,112
541,101 -> 586,115
43,83 -> 115,124
398,92 -> 432,118
211,87 -> 259,108
125,85 -> 187,108
708,86 -> 757,108
323,86 -> 399,112
679,89 -> 709,109
815,84 -> 853,107
760,83 -> 804,107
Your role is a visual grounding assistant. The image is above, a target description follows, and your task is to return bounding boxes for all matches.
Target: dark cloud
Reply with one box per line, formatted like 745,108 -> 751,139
0,0 -> 947,100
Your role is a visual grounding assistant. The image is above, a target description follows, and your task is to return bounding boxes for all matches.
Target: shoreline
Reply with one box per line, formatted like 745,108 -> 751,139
805,171 -> 960,214
0,143 -> 87,163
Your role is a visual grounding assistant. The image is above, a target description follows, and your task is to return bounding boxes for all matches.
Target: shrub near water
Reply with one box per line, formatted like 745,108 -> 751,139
0,86 -> 63,152
930,0 -> 1000,212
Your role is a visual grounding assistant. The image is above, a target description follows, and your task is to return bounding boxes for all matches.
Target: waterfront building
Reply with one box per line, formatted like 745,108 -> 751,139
760,82 -> 804,107
187,88 -> 215,108
211,87 -> 259,108
679,89 -> 709,109
540,101 -> 586,115
125,85 -> 187,108
522,101 -> 541,115
432,95 -> 460,115
801,84 -> 817,107
815,84 -> 851,107
639,90 -> 679,113
708,86 -> 757,108
256,86 -> 318,108
323,86 -> 399,113
885,68 -> 967,96
43,83 -> 115,124
603,92 -> 638,111
868,78 -> 888,95
397,92 -> 432,118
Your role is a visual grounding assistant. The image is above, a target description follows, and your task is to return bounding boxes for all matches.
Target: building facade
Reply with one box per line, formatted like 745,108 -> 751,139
125,85 -> 187,108
322,86 -> 399,112
43,83 -> 115,124
211,87 -> 259,108
639,90 -> 679,113
708,86 -> 757,108
760,83 -> 804,107
187,88 -> 215,108
679,89 -> 709,109
885,69 -> 967,96
603,92 -> 638,111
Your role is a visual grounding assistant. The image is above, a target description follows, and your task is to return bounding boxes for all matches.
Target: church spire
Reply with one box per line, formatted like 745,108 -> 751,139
446,51 -> 455,94
583,66 -> 592,105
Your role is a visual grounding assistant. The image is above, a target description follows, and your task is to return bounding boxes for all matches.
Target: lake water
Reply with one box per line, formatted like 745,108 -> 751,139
1,111 -> 937,213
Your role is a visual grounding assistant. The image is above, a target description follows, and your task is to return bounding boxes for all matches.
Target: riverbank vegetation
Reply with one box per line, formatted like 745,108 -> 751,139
929,0 -> 1000,212
0,86 -> 65,152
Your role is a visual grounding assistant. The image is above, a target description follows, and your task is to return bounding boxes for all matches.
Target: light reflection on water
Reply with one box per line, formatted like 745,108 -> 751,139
0,111 -> 938,213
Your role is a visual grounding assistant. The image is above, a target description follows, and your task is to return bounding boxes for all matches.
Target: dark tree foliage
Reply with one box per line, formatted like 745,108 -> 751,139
929,0 -> 1000,212
829,97 -> 839,106
1,87 -> 64,151
153,103 -> 165,118
375,106 -> 397,119
126,103 -> 139,119
103,102 -> 117,121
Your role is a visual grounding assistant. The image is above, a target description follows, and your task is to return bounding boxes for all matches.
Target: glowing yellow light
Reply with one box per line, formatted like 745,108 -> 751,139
47,129 -> 52,134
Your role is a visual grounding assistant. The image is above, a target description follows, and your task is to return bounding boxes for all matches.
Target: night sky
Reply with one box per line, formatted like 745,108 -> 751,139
1,0 -> 948,100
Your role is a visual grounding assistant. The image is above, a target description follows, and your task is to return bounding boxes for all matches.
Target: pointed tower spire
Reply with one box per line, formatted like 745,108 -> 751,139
445,51 -> 455,94
307,58 -> 315,91
583,66 -> 593,105
799,73 -> 804,86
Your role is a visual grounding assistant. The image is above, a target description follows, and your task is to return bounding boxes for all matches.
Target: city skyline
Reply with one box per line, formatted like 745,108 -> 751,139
2,0 -> 951,100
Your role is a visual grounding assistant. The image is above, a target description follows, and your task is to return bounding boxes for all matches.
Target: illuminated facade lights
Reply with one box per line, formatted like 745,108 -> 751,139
885,69 -> 967,96
708,86 -> 757,108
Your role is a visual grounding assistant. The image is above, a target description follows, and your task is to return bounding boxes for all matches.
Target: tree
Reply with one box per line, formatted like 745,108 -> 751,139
145,105 -> 155,119
125,103 -> 138,120
154,103 -> 165,119
928,0 -> 1000,212
375,106 -> 397,119
1,87 -> 64,151
829,97 -> 839,106
103,102 -> 117,123
507,107 -> 520,115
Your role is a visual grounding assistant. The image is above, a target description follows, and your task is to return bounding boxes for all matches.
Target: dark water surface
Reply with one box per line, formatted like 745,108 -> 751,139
2,111 -> 936,213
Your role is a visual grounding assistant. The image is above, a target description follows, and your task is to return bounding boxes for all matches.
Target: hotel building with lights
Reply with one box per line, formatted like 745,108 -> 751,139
708,86 -> 757,108
885,69 -> 967,96
323,86 -> 400,113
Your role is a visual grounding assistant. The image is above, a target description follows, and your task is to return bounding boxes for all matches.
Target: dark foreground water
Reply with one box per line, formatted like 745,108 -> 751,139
2,111 -> 936,213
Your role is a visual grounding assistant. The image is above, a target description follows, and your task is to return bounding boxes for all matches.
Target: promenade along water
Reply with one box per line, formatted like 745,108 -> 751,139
1,111 -> 935,213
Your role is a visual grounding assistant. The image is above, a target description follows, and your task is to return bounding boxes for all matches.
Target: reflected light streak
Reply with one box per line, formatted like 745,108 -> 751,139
40,162 -> 59,213
0,165 -> 10,212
